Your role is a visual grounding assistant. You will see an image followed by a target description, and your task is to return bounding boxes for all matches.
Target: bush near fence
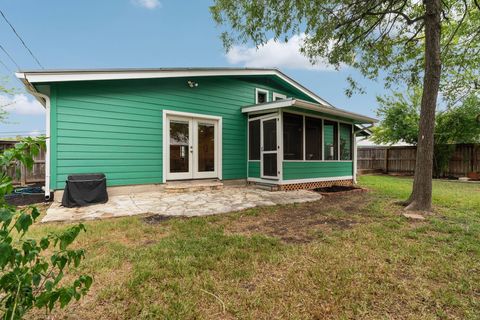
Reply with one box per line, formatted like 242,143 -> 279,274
358,144 -> 480,177
0,140 -> 45,185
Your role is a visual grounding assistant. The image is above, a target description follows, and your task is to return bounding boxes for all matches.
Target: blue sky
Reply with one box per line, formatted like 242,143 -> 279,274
0,0 -> 385,138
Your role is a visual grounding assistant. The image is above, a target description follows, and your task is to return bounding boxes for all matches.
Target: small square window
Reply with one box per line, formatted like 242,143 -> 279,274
273,92 -> 287,101
256,89 -> 269,104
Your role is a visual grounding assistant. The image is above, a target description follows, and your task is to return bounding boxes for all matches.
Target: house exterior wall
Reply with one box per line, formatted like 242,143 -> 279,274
49,76 -> 309,190
248,161 -> 261,178
282,162 -> 353,180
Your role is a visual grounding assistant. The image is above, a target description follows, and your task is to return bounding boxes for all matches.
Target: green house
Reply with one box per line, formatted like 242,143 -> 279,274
16,68 -> 375,199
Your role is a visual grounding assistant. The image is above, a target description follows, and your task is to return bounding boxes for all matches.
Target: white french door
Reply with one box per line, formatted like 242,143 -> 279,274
166,115 -> 218,180
261,116 -> 279,179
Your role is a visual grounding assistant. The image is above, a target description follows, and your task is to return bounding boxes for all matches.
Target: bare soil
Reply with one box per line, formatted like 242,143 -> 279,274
224,192 -> 371,243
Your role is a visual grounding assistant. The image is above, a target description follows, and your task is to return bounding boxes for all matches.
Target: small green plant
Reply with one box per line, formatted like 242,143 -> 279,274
0,137 -> 92,319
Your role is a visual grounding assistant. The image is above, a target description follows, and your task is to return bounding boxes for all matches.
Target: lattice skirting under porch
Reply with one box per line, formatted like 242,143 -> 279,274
278,179 -> 354,191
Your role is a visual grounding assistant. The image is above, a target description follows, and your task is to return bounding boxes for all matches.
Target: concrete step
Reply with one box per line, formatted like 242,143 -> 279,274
165,179 -> 223,193
248,182 -> 279,191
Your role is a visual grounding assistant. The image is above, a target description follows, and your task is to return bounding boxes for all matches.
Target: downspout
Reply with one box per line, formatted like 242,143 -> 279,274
25,86 -> 51,201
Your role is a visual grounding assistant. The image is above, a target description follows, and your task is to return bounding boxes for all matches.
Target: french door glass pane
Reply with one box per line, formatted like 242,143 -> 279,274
263,119 -> 277,151
170,120 -> 189,173
198,123 -> 215,172
263,153 -> 277,177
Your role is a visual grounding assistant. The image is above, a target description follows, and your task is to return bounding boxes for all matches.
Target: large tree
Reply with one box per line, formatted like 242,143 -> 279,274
211,0 -> 480,211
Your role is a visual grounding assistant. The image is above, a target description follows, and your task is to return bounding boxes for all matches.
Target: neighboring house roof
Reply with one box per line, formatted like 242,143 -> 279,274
16,67 -> 334,107
356,138 -> 413,147
242,98 -> 377,124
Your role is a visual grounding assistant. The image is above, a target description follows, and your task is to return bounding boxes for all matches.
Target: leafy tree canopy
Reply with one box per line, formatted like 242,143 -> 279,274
372,89 -> 480,145
211,0 -> 480,104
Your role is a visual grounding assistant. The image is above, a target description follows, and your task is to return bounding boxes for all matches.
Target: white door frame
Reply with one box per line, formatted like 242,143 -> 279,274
163,110 -> 222,182
260,116 -> 280,179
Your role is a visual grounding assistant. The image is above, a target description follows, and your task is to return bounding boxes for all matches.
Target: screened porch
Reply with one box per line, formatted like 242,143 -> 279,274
242,98 -> 376,187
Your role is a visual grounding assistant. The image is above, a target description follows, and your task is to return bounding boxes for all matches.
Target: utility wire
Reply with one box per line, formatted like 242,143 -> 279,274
0,9 -> 43,69
0,42 -> 20,69
0,57 -> 11,72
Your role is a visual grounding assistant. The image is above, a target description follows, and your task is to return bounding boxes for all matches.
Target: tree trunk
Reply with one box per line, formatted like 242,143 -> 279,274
405,0 -> 442,212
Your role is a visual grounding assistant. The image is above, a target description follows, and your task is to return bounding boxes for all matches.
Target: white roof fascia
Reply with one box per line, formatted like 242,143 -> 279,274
242,99 -> 377,124
15,68 -> 332,107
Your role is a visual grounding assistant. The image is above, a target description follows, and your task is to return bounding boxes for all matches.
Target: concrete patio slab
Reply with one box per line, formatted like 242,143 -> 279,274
43,187 -> 322,223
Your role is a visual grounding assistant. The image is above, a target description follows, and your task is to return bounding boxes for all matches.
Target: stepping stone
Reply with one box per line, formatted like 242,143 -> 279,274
402,213 -> 426,220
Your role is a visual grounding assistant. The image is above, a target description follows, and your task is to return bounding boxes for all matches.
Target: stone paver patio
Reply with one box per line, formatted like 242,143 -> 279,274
43,187 -> 322,223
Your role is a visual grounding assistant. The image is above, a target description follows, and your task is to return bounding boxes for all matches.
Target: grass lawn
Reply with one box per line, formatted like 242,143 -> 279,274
28,175 -> 480,319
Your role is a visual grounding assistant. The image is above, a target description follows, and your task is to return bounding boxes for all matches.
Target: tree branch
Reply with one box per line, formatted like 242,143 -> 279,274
442,0 -> 468,55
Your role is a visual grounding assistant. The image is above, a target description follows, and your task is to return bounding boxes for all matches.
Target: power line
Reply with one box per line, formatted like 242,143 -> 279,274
0,42 -> 20,69
0,57 -> 11,72
0,9 -> 43,69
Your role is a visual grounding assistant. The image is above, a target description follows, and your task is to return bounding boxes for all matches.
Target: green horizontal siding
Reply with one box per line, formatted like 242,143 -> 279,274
282,161 -> 353,180
248,161 -> 260,178
51,76 -> 310,189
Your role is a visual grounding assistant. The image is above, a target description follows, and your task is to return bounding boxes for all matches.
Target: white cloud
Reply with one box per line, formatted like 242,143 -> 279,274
226,34 -> 336,71
29,130 -> 43,137
1,94 -> 45,115
132,0 -> 161,9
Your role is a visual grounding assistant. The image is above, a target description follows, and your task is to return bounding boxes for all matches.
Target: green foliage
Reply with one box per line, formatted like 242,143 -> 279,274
0,78 -> 17,123
371,88 -> 422,145
373,90 -> 480,146
0,138 -> 92,319
210,0 -> 480,102
372,90 -> 480,176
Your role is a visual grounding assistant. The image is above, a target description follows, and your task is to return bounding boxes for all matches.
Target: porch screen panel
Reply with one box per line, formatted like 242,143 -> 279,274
305,117 -> 322,160
283,113 -> 303,160
324,120 -> 338,160
249,120 -> 260,160
340,123 -> 353,160
263,153 -> 277,176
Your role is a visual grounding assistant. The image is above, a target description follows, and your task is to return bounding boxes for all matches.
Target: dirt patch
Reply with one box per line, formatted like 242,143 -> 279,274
313,185 -> 367,197
224,192 -> 371,243
143,214 -> 174,224
5,193 -> 47,206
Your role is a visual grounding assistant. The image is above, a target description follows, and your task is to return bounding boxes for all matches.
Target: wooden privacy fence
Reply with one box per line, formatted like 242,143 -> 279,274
358,144 -> 480,177
0,140 -> 45,185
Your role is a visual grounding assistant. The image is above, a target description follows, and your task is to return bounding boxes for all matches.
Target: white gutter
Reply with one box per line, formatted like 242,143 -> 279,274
15,68 -> 334,107
24,86 -> 51,200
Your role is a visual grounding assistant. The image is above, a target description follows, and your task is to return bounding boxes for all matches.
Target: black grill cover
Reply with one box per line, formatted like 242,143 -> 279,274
61,173 -> 108,208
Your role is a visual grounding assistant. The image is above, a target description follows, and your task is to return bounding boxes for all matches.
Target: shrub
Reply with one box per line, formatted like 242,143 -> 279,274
0,138 -> 92,319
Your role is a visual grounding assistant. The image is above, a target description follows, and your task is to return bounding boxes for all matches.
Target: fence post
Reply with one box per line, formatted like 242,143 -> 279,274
384,148 -> 389,174
471,144 -> 475,174
20,163 -> 27,186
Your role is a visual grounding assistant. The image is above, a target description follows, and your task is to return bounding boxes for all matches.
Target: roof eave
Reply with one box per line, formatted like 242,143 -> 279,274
242,99 -> 377,124
15,68 -> 332,107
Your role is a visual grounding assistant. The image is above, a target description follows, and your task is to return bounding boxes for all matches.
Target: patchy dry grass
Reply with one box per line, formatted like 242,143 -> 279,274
27,175 -> 480,319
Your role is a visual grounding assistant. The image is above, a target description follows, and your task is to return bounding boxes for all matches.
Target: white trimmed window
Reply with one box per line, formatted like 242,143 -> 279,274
273,92 -> 287,101
255,88 -> 269,104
